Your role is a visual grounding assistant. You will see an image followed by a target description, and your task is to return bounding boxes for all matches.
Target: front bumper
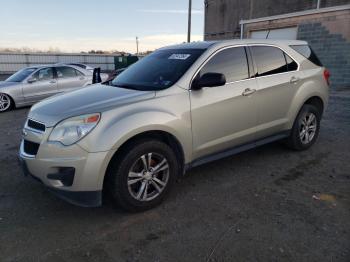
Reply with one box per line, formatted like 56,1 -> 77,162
19,138 -> 110,207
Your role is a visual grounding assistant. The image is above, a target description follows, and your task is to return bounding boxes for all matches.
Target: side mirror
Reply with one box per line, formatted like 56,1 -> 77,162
191,73 -> 226,90
27,77 -> 37,83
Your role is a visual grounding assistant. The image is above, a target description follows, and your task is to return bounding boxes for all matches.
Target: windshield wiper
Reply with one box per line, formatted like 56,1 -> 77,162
111,83 -> 148,91
110,83 -> 135,89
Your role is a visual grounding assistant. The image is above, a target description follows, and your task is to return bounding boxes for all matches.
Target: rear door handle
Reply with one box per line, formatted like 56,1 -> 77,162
242,88 -> 256,96
79,77 -> 85,80
290,76 -> 300,84
49,80 -> 56,84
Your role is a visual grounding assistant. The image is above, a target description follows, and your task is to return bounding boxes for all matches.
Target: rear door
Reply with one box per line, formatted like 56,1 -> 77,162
249,45 -> 302,139
23,67 -> 58,103
190,46 -> 259,160
55,66 -> 88,93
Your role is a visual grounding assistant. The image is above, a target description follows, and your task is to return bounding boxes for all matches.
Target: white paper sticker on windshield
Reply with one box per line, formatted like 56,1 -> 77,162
168,54 -> 191,60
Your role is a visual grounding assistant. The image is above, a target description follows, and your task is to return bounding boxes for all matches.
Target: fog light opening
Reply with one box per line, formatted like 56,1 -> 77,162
47,167 -> 75,187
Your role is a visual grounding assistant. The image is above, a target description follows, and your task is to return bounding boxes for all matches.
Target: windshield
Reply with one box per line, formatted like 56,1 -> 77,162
111,49 -> 205,90
6,68 -> 37,82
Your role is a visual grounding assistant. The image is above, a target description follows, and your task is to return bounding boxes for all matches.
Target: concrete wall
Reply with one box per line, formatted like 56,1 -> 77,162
297,14 -> 350,88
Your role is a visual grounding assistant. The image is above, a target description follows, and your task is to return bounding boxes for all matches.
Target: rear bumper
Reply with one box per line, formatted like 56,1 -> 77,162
19,156 -> 102,207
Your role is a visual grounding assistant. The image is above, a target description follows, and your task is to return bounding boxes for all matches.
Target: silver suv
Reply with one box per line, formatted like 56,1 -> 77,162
19,40 -> 329,211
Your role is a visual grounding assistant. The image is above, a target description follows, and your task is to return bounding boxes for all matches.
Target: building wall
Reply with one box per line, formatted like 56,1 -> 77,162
204,0 -> 350,88
204,0 -> 350,40
297,15 -> 350,88
243,9 -> 350,88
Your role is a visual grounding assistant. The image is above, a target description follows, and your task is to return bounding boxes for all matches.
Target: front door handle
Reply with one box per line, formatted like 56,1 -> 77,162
242,88 -> 256,96
49,80 -> 56,84
290,76 -> 300,84
79,77 -> 85,80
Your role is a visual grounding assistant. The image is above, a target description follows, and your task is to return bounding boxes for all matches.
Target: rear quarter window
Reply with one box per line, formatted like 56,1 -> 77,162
290,45 -> 323,66
285,54 -> 298,71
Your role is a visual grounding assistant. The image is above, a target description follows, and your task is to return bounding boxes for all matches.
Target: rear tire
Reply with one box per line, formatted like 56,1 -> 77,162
106,140 -> 179,212
285,104 -> 321,150
0,93 -> 13,112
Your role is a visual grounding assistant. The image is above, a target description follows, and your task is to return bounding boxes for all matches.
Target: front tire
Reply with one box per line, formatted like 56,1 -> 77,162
285,104 -> 321,150
0,93 -> 13,112
107,140 -> 179,212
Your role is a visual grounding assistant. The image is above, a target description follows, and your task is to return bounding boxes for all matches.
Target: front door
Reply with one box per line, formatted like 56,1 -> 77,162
190,46 -> 258,160
23,67 -> 57,103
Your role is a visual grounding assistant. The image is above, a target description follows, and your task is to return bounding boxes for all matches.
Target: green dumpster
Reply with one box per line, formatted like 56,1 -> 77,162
114,55 -> 139,70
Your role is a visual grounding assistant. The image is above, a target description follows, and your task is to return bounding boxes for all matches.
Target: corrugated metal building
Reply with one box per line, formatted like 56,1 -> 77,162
204,0 -> 350,89
0,53 -> 116,74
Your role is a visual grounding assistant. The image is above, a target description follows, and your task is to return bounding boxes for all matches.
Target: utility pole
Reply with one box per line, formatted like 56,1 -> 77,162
136,36 -> 139,55
187,0 -> 192,42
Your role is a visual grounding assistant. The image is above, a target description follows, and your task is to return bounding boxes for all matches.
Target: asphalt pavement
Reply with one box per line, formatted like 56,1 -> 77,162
0,90 -> 349,262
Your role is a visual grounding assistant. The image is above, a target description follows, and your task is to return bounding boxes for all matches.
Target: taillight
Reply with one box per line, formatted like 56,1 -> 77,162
323,69 -> 330,86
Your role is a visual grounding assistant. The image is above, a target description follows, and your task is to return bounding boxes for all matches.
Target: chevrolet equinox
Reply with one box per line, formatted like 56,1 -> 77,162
19,40 -> 330,211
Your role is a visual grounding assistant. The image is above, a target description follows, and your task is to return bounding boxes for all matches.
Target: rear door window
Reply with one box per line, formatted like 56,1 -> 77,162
290,45 -> 323,66
251,46 -> 288,77
56,67 -> 77,78
198,46 -> 249,83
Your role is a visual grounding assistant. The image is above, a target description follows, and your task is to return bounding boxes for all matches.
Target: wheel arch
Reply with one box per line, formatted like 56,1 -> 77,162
102,130 -> 186,192
303,96 -> 324,116
288,94 -> 325,129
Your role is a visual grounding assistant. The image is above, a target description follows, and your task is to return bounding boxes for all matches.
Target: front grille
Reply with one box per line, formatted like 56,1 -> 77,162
27,119 -> 45,132
23,140 -> 40,156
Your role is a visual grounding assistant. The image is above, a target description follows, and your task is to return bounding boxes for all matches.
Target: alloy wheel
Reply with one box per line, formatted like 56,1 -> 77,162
0,94 -> 11,112
127,152 -> 170,201
299,112 -> 317,144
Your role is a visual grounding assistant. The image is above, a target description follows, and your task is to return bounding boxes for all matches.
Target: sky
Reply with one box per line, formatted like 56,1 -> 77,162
0,0 -> 204,53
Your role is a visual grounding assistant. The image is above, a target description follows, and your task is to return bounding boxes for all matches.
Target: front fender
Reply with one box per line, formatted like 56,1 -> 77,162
0,85 -> 24,107
78,109 -> 192,161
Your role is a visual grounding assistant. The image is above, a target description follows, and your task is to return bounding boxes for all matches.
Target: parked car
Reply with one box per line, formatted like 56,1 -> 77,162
65,63 -> 95,72
19,40 -> 329,211
0,64 -> 106,112
56,63 -> 109,82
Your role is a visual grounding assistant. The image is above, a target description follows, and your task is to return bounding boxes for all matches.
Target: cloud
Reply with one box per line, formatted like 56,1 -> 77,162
0,34 -> 203,53
137,9 -> 203,15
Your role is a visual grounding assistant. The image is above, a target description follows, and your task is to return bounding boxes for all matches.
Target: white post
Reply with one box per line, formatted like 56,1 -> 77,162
317,0 -> 321,9
136,36 -> 139,55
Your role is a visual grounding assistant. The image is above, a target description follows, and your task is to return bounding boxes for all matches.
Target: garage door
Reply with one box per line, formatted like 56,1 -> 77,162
250,27 -> 298,40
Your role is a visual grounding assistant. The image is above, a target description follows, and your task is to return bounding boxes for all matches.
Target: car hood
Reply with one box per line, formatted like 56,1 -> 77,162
0,81 -> 20,89
29,84 -> 156,127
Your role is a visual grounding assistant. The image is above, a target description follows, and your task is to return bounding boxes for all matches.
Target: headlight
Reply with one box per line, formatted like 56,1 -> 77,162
48,113 -> 100,146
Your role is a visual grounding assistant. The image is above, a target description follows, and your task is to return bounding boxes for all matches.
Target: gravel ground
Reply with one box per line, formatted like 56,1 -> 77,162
0,90 -> 349,262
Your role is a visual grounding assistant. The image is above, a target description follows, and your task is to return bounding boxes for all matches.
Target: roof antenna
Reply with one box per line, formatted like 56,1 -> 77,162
266,30 -> 270,39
